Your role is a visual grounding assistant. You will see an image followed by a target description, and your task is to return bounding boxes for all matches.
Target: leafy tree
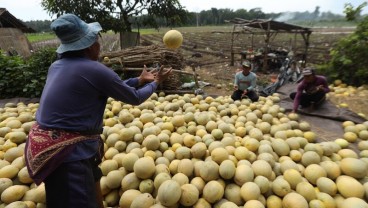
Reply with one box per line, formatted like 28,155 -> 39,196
211,8 -> 219,25
320,16 -> 368,86
312,6 -> 320,19
344,2 -> 368,21
41,0 -> 186,32
24,20 -> 52,32
248,8 -> 266,19
41,0 -> 187,48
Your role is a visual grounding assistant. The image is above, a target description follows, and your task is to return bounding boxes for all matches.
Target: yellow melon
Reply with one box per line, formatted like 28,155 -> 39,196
119,189 -> 141,208
219,160 -> 236,180
4,147 -> 23,163
308,199 -> 325,208
199,160 -> 220,182
133,157 -> 156,179
202,180 -> 224,203
163,30 -> 183,49
244,200 -> 265,208
193,198 -> 211,207
177,159 -> 194,177
121,172 -> 140,191
266,195 -> 282,208
157,180 -> 182,206
272,177 -> 291,197
240,182 -> 261,201
251,160 -> 272,179
316,177 -> 337,196
287,112 -> 299,121
304,131 -> 316,142
180,184 -> 199,206
106,170 -> 126,190
335,138 -> 349,148
282,192 -> 308,208
283,169 -> 303,189
299,121 -> 311,131
211,147 -> 229,164
190,177 -> 205,195
2,201 -> 28,208
119,128 -> 135,142
153,172 -> 171,190
142,135 -> 160,151
336,175 -> 365,198
234,146 -> 250,160
340,157 -> 368,179
224,183 -> 243,205
220,201 -> 239,208
17,167 -> 33,184
5,131 -> 27,144
271,139 -> 290,156
340,197 -> 368,208
211,129 -> 224,140
0,164 -> 19,179
1,185 -> 29,204
344,131 -> 358,143
304,164 -> 327,185
301,151 -> 321,166
190,142 -> 207,159
296,181 -> 317,202
234,164 -> 254,186
130,193 -> 155,208
316,192 -> 336,208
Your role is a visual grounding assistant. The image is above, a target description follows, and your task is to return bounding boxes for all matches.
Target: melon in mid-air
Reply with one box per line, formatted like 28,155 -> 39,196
163,30 -> 183,49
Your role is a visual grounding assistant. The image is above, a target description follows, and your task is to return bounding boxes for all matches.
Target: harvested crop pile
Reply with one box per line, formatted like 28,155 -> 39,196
100,45 -> 187,91
100,45 -> 185,70
0,93 -> 368,207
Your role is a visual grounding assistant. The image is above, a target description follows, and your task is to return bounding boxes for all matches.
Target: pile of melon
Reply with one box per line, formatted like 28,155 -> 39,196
0,92 -> 368,208
327,79 -> 368,119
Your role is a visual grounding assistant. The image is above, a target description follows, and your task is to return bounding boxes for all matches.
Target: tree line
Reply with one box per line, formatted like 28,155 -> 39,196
24,7 -> 345,33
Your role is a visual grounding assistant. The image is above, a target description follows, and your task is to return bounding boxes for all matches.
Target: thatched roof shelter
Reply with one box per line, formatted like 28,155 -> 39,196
0,8 -> 35,57
0,8 -> 35,33
226,18 -> 312,70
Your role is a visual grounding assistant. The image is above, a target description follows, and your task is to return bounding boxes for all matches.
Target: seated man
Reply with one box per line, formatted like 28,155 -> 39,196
286,60 -> 301,82
231,60 -> 259,102
290,67 -> 330,113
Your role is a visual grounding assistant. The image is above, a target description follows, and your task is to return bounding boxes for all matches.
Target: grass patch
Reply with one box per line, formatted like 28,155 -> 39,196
26,33 -> 56,43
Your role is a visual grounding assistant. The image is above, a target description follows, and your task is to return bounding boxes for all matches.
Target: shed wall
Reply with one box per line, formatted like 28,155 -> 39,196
0,28 -> 32,57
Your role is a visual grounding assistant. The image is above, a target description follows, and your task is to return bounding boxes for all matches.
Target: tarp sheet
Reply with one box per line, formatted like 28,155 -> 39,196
277,83 -> 367,151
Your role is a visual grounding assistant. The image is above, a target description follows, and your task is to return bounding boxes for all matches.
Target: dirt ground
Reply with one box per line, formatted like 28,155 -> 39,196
184,55 -> 368,120
140,27 -> 347,95
139,28 -> 368,119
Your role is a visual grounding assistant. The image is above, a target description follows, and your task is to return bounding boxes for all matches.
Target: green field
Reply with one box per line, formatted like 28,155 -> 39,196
27,19 -> 357,43
26,33 -> 56,43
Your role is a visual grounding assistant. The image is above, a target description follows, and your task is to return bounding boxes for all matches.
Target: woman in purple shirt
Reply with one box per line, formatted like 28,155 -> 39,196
290,68 -> 330,113
25,14 -> 172,208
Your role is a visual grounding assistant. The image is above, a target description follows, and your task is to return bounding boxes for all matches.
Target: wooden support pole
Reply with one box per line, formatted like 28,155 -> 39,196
301,31 -> 311,68
230,24 -> 236,66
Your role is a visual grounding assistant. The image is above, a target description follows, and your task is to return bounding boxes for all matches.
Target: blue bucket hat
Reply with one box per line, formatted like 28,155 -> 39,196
51,14 -> 102,53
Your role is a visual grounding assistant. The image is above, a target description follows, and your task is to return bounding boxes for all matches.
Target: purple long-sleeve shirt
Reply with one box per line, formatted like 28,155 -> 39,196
36,57 -> 157,132
293,75 -> 330,111
31,57 -> 158,183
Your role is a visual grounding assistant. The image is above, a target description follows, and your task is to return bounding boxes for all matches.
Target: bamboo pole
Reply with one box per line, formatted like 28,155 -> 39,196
114,67 -> 194,76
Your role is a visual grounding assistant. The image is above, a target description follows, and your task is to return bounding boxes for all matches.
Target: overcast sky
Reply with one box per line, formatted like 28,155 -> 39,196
2,0 -> 368,21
